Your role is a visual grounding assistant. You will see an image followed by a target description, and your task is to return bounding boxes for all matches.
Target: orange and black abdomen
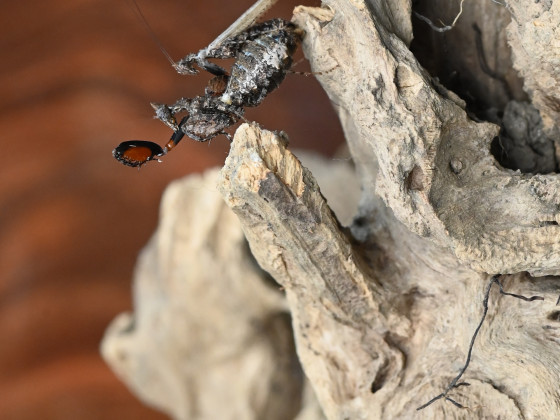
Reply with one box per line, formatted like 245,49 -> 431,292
112,140 -> 164,167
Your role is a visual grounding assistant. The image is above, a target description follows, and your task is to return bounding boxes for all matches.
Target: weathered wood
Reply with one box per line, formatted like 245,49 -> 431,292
101,170 -> 315,420
296,1 -> 560,276
101,155 -> 360,420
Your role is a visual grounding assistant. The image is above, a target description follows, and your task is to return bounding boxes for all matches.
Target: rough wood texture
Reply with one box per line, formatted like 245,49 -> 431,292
102,155 -> 360,420
103,0 -> 560,419
102,169 -> 313,420
506,0 -> 560,142
297,1 -> 560,276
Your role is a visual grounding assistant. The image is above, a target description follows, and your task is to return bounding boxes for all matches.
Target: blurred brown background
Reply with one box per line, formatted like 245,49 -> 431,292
0,0 -> 343,418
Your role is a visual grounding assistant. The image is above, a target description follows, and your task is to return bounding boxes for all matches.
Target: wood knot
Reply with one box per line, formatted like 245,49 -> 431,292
450,158 -> 464,174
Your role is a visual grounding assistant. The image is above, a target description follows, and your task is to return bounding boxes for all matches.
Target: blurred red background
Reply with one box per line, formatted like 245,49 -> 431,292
0,0 -> 344,418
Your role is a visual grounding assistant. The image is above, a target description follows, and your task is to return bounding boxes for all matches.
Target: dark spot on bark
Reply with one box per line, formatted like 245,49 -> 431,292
370,360 -> 390,393
406,165 -> 424,191
547,311 -> 560,321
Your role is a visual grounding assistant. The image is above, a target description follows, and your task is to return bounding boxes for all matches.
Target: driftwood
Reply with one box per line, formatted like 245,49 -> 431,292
101,155 -> 359,420
103,0 -> 560,419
